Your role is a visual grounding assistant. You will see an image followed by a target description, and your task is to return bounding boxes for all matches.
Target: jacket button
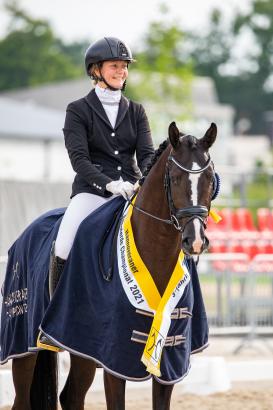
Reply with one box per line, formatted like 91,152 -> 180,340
111,132 -> 115,137
117,166 -> 122,171
114,150 -> 119,155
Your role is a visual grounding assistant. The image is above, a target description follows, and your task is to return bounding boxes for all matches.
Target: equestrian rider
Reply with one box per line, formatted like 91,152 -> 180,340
38,37 -> 155,349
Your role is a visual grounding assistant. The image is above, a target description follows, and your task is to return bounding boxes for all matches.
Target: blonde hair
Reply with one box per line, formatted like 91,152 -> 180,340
89,63 -> 102,84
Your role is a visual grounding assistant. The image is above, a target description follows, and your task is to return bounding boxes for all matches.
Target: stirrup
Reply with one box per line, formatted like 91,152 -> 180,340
37,331 -> 63,353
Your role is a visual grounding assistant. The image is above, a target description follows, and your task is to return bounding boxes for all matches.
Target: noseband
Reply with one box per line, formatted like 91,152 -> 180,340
128,150 -> 213,233
164,154 -> 211,232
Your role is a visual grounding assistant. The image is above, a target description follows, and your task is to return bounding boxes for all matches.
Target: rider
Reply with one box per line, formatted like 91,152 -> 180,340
38,37 -> 154,349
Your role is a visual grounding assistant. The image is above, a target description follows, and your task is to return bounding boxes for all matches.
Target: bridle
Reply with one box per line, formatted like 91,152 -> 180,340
164,153 -> 211,232
128,149 -> 213,233
100,148 -> 213,281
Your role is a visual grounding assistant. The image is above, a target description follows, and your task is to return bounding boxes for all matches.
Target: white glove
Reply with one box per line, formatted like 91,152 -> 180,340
106,180 -> 135,199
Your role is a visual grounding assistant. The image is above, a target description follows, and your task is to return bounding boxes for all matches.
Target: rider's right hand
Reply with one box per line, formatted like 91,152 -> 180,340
106,180 -> 134,200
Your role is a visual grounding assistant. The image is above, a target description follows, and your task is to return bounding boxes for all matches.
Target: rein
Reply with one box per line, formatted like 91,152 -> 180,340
100,144 -> 216,281
128,153 -> 212,232
126,197 -> 175,226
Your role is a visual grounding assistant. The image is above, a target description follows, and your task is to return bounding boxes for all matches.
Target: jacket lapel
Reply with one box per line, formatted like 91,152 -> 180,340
85,89 -> 113,128
115,95 -> 130,130
85,89 -> 130,130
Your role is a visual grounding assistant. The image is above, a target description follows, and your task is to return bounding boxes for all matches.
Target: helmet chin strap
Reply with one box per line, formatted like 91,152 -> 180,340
98,68 -> 125,91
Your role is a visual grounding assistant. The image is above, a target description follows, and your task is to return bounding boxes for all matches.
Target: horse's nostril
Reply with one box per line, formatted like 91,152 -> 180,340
203,237 -> 210,250
182,237 -> 190,247
182,237 -> 192,254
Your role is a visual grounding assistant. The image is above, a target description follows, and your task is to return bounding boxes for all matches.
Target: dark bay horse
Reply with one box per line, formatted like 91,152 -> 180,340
2,121 -> 217,410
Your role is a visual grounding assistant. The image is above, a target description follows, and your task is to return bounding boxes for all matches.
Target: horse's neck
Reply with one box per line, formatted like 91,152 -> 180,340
131,148 -> 181,295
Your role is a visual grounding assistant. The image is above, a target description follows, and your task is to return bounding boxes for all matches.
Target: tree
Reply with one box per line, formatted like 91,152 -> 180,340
188,10 -> 231,82
0,2 -> 83,90
232,0 -> 273,133
188,1 -> 273,135
125,5 -> 194,128
58,40 -> 90,68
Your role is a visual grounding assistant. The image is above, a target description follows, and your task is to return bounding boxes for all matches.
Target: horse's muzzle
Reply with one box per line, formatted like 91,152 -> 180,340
181,235 -> 209,255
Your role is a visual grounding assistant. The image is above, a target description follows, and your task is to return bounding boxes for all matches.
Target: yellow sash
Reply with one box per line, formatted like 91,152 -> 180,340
119,202 -> 221,376
122,204 -> 190,376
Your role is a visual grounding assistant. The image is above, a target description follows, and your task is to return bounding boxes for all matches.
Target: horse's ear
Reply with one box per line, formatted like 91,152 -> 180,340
168,122 -> 180,149
200,123 -> 217,150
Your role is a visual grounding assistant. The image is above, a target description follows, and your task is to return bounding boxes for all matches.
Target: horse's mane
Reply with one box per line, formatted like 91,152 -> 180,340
139,139 -> 169,186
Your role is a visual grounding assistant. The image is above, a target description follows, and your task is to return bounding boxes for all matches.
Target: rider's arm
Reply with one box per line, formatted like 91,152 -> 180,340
63,102 -> 112,195
135,104 -> 154,173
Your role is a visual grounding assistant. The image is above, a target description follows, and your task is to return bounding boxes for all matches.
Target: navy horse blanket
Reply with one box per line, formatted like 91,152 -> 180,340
0,196 -> 208,384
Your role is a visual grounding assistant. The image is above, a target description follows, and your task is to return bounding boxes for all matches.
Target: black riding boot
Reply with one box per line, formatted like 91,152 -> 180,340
48,246 -> 66,299
37,242 -> 65,352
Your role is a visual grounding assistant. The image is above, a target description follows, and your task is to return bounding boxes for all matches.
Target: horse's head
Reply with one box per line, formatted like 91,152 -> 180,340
167,122 -> 217,255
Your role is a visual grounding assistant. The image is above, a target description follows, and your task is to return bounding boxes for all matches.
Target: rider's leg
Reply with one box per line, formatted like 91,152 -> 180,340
37,193 -> 110,350
55,193 -> 109,260
50,193 -> 109,297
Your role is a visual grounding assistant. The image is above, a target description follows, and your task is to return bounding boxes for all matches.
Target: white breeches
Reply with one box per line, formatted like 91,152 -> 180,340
55,193 -> 113,260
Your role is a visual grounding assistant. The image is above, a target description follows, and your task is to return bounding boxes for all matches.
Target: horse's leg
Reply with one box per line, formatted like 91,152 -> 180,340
60,354 -> 96,410
152,378 -> 174,410
11,353 -> 38,410
103,371 -> 126,410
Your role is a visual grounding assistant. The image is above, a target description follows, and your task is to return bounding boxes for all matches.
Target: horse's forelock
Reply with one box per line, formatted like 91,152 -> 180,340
179,134 -> 198,150
188,135 -> 198,149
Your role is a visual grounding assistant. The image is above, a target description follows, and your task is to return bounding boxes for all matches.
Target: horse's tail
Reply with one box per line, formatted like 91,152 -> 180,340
30,350 -> 58,410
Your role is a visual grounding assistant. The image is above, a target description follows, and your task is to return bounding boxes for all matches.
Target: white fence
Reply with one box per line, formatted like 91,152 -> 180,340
199,253 -> 273,333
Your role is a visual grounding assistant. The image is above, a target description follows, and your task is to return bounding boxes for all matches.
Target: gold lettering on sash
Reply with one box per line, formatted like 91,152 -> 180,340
125,229 -> 139,274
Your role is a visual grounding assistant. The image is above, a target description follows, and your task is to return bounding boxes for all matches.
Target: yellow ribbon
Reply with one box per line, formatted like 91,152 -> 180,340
209,209 -> 222,223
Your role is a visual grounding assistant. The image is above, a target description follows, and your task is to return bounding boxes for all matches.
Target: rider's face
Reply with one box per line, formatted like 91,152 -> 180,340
96,60 -> 129,89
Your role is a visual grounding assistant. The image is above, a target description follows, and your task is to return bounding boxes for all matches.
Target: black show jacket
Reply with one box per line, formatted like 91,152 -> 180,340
63,89 -> 155,198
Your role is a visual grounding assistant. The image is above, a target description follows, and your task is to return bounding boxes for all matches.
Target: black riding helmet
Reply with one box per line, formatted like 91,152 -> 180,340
85,37 -> 134,90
